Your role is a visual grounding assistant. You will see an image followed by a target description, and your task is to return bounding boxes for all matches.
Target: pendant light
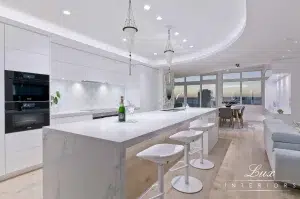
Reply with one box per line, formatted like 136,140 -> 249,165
122,0 -> 138,75
164,26 -> 175,100
164,26 -> 175,83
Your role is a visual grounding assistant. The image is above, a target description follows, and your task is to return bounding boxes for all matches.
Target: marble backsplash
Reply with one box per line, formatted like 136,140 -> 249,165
50,79 -> 125,112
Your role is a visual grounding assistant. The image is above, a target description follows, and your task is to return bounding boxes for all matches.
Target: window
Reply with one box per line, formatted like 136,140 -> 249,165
222,82 -> 241,103
223,73 -> 240,80
174,85 -> 185,107
265,70 -> 272,77
202,75 -> 217,80
186,76 -> 200,82
242,71 -> 261,78
201,84 -> 216,107
187,85 -> 200,107
242,81 -> 262,105
174,77 -> 185,83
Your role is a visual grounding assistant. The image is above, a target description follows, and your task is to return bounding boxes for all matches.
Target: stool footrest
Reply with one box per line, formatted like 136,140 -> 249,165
138,183 -> 158,199
189,147 -> 203,155
169,160 -> 188,172
149,193 -> 164,199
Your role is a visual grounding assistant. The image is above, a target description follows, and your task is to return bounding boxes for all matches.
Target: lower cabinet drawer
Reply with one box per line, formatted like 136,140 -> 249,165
51,115 -> 93,125
5,147 -> 42,174
5,129 -> 42,152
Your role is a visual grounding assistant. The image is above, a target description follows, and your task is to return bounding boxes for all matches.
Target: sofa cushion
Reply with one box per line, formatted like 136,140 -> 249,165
273,142 -> 300,152
269,123 -> 300,145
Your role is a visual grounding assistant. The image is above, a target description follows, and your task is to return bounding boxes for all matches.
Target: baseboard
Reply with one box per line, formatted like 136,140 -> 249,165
0,164 -> 43,182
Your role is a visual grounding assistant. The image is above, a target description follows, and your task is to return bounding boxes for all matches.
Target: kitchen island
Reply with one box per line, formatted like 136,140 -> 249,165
43,108 -> 218,199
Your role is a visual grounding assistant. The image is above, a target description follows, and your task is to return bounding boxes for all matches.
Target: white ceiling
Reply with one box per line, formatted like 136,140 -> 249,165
0,0 -> 245,66
0,0 -> 299,75
172,0 -> 300,75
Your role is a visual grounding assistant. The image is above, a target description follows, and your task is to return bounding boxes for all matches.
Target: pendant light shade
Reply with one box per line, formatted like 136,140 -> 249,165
164,27 -> 175,66
122,0 -> 138,75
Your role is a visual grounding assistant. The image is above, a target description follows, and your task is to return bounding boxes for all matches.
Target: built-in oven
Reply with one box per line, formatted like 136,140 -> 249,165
5,102 -> 50,134
5,70 -> 49,102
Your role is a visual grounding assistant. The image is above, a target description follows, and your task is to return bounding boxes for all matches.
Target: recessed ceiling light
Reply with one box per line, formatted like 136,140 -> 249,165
122,38 -> 127,42
63,10 -> 71,15
282,55 -> 285,58
183,39 -> 187,43
144,4 -> 151,11
156,16 -> 162,20
189,45 -> 194,48
174,32 -> 179,36
154,53 -> 157,55
287,49 -> 291,52
294,41 -> 298,44
62,77 -> 65,80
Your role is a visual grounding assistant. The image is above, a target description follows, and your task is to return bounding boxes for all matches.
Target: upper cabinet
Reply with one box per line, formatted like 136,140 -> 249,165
4,25 -> 50,74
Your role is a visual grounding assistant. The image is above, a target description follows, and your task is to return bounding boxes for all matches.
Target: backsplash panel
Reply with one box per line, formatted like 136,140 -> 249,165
50,79 -> 125,112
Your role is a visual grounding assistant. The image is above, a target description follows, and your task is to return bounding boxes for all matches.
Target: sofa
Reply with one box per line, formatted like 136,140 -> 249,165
263,118 -> 300,186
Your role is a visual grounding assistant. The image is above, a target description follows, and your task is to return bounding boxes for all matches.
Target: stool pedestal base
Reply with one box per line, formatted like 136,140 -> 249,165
190,159 -> 215,170
171,176 -> 203,194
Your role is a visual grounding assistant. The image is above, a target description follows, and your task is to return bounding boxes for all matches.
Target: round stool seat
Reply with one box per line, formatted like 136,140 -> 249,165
137,144 -> 184,164
170,130 -> 204,144
189,122 -> 215,131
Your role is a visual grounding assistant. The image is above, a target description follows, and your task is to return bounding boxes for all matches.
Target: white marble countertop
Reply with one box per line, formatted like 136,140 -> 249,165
51,110 -> 93,119
45,108 -> 217,147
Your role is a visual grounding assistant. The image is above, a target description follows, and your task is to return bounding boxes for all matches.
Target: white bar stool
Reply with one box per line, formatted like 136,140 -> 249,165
189,120 -> 215,170
169,130 -> 203,194
137,144 -> 184,199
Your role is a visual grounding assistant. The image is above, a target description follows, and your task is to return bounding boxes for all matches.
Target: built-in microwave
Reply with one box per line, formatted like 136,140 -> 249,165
5,70 -> 49,102
5,102 -> 50,134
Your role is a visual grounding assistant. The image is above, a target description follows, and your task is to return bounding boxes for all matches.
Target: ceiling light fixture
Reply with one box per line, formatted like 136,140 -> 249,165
294,41 -> 298,44
122,0 -> 138,76
144,4 -> 151,11
183,39 -> 187,43
154,53 -> 157,55
287,49 -> 291,52
174,32 -> 179,36
156,16 -> 162,21
282,55 -> 285,58
122,38 -> 127,42
63,10 -> 71,15
189,45 -> 194,48
164,25 -> 175,85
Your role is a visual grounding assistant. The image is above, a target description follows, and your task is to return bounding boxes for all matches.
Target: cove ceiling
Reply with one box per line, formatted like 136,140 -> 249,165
0,0 -> 246,67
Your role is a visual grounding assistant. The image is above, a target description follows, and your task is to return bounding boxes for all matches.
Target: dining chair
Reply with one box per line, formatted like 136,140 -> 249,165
219,108 -> 233,127
238,106 -> 245,128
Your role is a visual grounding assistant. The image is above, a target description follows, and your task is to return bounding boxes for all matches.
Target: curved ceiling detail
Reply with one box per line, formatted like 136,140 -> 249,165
0,0 -> 247,68
153,13 -> 246,66
151,0 -> 247,66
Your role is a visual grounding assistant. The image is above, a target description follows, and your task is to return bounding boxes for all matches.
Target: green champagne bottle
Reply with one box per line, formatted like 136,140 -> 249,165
118,96 -> 126,122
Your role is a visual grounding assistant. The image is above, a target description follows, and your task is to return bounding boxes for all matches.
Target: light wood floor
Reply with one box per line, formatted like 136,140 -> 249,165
1,121 -> 300,199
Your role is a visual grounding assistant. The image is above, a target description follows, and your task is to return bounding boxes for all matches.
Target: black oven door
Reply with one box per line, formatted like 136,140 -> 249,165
5,102 -> 50,134
5,70 -> 49,102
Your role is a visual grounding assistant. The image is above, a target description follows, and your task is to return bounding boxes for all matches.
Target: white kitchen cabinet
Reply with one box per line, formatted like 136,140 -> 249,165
0,23 -> 5,176
5,129 -> 43,174
5,48 -> 49,74
4,25 -> 50,74
5,25 -> 49,56
5,147 -> 42,174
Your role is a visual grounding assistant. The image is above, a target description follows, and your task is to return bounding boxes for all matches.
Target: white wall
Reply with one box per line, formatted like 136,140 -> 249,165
0,23 -> 5,176
51,80 -> 125,112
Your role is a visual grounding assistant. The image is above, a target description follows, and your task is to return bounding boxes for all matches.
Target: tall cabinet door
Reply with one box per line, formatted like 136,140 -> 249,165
0,23 -> 5,176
